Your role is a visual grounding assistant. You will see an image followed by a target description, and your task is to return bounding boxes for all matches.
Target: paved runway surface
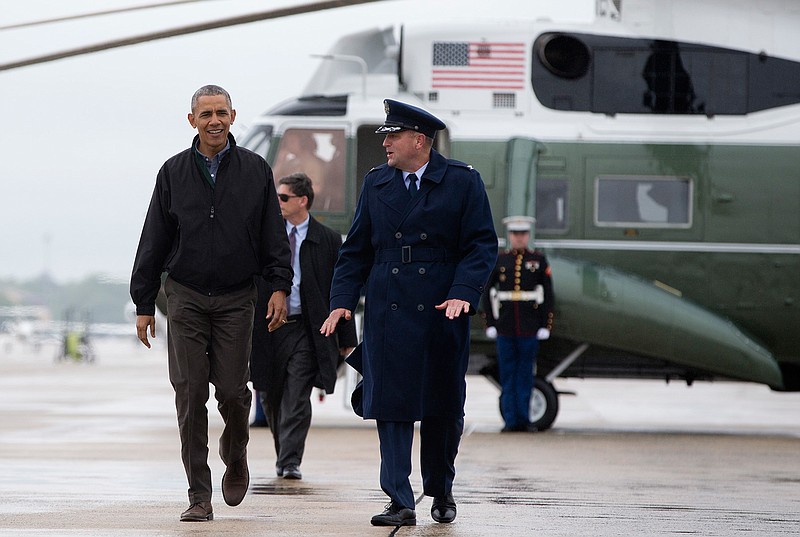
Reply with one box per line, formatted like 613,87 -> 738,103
1,338 -> 799,536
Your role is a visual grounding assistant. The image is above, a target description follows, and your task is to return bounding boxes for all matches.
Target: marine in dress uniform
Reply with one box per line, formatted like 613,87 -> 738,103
320,99 -> 498,526
481,216 -> 555,432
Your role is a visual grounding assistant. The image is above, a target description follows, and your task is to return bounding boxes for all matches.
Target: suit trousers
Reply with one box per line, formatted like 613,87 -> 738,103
164,276 -> 256,503
376,416 -> 464,510
259,318 -> 317,469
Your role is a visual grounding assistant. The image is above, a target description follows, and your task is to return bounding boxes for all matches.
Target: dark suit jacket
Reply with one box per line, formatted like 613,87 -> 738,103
251,215 -> 358,395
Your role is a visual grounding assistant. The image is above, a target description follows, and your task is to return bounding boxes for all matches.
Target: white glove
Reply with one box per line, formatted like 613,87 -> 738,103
536,328 -> 550,340
485,326 -> 498,339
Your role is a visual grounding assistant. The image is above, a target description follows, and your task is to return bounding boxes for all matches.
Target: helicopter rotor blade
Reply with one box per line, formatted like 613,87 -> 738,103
0,0 -> 382,72
0,0 -> 211,31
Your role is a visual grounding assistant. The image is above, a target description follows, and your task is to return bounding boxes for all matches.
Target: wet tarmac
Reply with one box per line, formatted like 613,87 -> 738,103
1,338 -> 799,536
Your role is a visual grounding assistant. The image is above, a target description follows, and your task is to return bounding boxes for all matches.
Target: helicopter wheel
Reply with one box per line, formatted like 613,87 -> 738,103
529,377 -> 559,431
496,375 -> 559,431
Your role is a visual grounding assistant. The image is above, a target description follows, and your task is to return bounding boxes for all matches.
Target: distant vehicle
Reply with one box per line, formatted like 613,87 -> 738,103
9,0 -> 798,429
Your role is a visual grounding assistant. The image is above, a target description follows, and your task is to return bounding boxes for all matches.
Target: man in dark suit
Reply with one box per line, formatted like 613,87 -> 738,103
251,173 -> 357,480
321,100 -> 497,526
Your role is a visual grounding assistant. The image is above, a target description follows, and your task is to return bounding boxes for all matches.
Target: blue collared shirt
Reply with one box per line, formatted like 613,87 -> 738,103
403,162 -> 429,189
195,140 -> 231,183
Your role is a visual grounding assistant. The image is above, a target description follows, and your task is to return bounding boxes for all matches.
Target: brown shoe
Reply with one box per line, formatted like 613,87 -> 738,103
222,454 -> 249,506
180,501 -> 213,522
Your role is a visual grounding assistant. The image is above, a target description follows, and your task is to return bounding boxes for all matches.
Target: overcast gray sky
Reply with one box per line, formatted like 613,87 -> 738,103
1,0 -> 592,283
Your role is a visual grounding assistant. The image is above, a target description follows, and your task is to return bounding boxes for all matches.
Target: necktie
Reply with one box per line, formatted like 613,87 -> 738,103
289,226 -> 297,262
287,226 -> 297,315
408,173 -> 418,197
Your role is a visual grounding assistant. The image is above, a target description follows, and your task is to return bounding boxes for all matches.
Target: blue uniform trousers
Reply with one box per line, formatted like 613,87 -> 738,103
496,335 -> 538,429
376,416 -> 464,509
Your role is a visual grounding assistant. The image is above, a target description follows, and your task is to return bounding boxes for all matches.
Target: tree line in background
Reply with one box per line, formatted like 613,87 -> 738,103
0,274 -> 130,324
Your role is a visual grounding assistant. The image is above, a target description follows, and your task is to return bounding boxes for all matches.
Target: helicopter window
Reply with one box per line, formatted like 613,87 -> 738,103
239,124 -> 273,159
595,175 -> 691,228
532,33 -> 800,115
536,179 -> 568,232
271,128 -> 346,213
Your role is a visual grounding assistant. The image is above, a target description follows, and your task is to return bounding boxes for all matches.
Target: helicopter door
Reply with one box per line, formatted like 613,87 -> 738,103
506,138 -> 541,239
355,124 -> 385,196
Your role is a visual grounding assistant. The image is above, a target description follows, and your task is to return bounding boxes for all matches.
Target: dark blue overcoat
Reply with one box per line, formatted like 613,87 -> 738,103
330,149 -> 497,421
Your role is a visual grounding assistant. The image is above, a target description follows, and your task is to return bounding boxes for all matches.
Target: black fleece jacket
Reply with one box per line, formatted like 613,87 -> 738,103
130,134 -> 292,316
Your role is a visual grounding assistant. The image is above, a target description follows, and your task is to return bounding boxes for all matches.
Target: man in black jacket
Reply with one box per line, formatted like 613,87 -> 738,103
251,173 -> 357,481
130,85 -> 292,522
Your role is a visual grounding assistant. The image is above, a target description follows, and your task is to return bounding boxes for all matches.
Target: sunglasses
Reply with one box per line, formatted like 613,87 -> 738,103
278,193 -> 301,202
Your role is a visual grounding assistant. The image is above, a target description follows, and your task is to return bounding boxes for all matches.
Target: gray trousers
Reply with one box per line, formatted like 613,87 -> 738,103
260,318 -> 317,469
165,276 -> 255,503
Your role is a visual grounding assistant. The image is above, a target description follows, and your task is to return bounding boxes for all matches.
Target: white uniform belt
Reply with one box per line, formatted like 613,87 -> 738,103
489,285 -> 544,318
495,290 -> 543,302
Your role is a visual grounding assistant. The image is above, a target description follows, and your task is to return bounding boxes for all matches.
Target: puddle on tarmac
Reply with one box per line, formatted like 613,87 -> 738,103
251,482 -> 324,496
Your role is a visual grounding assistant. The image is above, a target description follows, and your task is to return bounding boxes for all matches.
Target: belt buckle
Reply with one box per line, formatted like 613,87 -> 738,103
402,245 -> 412,263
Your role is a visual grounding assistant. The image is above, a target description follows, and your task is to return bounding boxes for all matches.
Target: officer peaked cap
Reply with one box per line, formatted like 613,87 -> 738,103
502,215 -> 535,232
375,99 -> 446,139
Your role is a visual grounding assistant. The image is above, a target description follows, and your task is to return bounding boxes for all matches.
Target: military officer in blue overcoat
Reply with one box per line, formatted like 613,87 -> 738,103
321,99 -> 497,526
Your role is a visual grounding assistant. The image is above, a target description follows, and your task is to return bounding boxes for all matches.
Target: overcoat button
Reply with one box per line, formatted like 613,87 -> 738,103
392,267 -> 399,274
391,303 -> 398,310
418,268 -> 426,274
420,233 -> 427,240
394,232 -> 402,239
417,304 -> 424,311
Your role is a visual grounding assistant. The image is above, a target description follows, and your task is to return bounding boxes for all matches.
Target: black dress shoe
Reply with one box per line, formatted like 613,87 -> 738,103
431,493 -> 457,523
282,464 -> 302,480
180,501 -> 213,522
222,454 -> 249,506
276,465 -> 283,477
501,424 -> 528,432
371,501 -> 416,526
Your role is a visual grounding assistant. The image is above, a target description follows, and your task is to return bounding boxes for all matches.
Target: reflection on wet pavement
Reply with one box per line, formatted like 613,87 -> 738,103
1,341 -> 799,536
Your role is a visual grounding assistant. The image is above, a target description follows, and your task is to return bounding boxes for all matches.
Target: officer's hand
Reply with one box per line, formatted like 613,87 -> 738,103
536,328 -> 551,340
136,315 -> 156,348
485,326 -> 498,339
435,299 -> 470,319
320,308 -> 351,337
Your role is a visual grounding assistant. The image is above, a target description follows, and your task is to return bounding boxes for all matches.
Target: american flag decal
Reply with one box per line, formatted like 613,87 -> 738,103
432,41 -> 526,90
